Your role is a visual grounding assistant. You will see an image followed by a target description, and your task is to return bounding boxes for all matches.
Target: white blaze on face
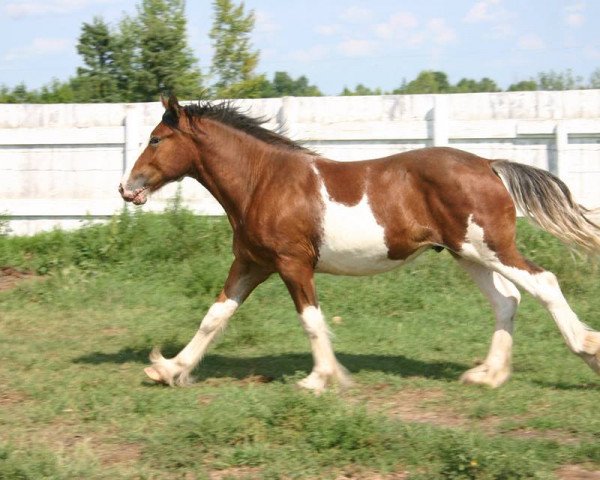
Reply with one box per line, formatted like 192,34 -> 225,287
313,167 -> 406,275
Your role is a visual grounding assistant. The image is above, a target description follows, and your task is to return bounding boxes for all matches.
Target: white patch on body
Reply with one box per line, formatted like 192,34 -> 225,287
460,215 -> 588,353
313,169 -> 415,275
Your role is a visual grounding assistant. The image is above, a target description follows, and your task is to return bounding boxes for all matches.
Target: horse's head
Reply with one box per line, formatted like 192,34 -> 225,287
119,94 -> 196,205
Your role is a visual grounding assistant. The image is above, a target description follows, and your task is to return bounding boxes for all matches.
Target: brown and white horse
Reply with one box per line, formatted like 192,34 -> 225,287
119,95 -> 600,391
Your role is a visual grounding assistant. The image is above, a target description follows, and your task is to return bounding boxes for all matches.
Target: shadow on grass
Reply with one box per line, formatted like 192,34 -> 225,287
530,380 -> 600,390
73,345 -> 466,382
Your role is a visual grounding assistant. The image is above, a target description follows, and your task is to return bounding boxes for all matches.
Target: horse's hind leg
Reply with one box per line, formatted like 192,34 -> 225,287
489,261 -> 600,375
455,258 -> 521,387
460,218 -> 600,379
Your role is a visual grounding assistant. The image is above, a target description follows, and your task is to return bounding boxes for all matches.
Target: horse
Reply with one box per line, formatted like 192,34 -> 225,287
119,94 -> 600,391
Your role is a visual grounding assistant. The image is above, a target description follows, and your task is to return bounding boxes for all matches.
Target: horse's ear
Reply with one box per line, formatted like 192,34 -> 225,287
160,93 -> 181,119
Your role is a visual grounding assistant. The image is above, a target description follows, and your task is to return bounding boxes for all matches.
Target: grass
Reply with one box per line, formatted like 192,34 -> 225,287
1,200 -> 599,479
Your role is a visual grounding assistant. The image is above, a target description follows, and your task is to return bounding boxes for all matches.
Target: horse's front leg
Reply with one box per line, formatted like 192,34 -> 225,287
278,261 -> 351,393
145,259 -> 270,386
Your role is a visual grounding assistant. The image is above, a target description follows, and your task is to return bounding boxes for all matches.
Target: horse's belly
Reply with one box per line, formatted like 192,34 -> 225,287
315,195 -> 404,276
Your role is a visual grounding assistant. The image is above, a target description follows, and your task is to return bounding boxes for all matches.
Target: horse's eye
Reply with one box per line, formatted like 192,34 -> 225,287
149,136 -> 161,146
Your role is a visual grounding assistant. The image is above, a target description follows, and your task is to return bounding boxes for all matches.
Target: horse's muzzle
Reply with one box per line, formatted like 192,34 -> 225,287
119,182 -> 148,205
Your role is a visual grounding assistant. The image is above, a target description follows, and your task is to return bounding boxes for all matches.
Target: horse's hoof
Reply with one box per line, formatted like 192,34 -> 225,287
297,372 -> 327,393
144,366 -> 164,383
460,364 -> 510,388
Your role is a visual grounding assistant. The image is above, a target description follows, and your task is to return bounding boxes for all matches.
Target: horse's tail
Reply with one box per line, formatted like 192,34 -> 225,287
491,160 -> 600,255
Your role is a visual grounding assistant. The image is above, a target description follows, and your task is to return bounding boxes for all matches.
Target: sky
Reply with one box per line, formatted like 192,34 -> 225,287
1,0 -> 599,95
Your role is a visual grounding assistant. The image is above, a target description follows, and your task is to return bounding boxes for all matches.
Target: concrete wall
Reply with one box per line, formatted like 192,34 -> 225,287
1,91 -> 599,235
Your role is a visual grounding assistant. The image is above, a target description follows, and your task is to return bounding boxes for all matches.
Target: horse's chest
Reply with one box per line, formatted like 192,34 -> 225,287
315,194 -> 404,275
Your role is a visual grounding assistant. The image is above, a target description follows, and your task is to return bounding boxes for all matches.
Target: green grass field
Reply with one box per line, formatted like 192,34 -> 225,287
1,203 -> 599,479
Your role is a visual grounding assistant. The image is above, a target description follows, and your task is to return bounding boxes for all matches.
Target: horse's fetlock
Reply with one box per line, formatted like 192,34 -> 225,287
582,331 -> 600,355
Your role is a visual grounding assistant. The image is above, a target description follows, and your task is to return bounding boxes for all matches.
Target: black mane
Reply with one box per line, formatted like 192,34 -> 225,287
171,100 -> 315,155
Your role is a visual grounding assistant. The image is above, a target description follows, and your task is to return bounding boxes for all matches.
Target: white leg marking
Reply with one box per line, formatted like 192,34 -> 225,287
457,259 -> 520,387
146,299 -> 239,385
460,215 -> 591,358
177,299 -> 239,365
297,306 -> 351,392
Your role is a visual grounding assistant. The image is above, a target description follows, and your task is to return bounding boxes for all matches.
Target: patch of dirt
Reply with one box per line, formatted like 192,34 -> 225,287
349,383 -> 588,445
556,465 -> 600,479
385,390 -> 466,428
507,427 -> 582,445
197,375 -> 274,406
0,266 -> 40,291
0,389 -> 29,406
23,419 -> 142,467
334,469 -> 409,479
208,466 -> 262,480
202,374 -> 274,388
100,326 -> 130,336
352,383 -> 466,428
97,442 -> 142,466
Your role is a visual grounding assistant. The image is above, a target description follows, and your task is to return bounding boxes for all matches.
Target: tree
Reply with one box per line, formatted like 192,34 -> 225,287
0,83 -> 35,103
394,70 -> 452,94
216,71 -> 323,98
209,0 -> 260,98
507,80 -> 537,92
76,16 -> 119,102
340,83 -> 382,96
110,16 -> 142,101
216,74 -> 272,98
135,0 -> 203,101
590,68 -> 600,89
454,77 -> 500,93
269,72 -> 322,97
38,79 -> 76,103
536,69 -> 583,91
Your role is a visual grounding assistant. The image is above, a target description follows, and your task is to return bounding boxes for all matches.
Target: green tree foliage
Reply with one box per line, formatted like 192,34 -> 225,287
507,80 -> 538,92
0,80 -> 76,103
454,77 -> 500,93
36,79 -> 76,103
110,16 -> 142,101
340,83 -> 383,96
213,71 -> 323,99
394,70 -> 452,94
267,72 -> 322,97
0,83 -> 36,103
507,69 -> 587,92
536,69 -> 584,90
135,0 -> 203,101
75,16 -> 119,102
209,0 -> 261,98
590,68 -> 600,89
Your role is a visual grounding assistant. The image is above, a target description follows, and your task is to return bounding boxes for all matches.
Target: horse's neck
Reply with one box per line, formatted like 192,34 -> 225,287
192,123 -> 279,224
